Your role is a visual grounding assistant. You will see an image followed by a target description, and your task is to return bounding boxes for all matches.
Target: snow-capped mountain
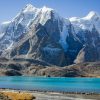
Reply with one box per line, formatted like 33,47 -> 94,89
69,11 -> 100,33
0,4 -> 38,52
69,11 -> 100,63
0,4 -> 100,66
0,4 -> 69,50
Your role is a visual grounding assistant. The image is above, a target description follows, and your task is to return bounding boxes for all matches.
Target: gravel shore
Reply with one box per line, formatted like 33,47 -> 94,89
0,89 -> 100,100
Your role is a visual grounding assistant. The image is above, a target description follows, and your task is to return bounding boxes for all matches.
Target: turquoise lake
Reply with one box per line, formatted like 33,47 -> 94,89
0,76 -> 100,93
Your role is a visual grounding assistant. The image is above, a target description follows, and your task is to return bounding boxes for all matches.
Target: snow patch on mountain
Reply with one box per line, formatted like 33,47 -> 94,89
1,21 -> 11,25
59,21 -> 69,51
0,33 -> 4,38
6,42 -> 13,50
69,17 -> 79,22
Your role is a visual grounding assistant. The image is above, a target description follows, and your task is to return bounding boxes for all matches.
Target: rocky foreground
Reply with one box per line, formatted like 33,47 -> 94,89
0,58 -> 100,77
0,89 -> 100,100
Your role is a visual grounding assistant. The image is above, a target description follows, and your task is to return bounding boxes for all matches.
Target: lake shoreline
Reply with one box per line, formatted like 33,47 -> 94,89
0,88 -> 100,95
0,88 -> 100,100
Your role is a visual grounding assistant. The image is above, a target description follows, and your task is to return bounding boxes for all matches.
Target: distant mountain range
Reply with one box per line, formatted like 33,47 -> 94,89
0,4 -> 100,66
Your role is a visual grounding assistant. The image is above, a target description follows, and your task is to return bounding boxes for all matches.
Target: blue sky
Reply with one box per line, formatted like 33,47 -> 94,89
0,0 -> 99,23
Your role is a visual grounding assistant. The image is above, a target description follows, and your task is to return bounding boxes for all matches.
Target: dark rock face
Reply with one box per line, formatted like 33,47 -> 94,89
18,40 -> 30,55
75,45 -> 98,63
4,70 -> 22,76
74,27 -> 100,63
7,64 -> 23,71
65,25 -> 83,65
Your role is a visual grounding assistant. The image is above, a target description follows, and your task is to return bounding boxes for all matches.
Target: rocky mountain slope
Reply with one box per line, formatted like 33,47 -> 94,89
0,58 -> 100,77
0,4 -> 100,66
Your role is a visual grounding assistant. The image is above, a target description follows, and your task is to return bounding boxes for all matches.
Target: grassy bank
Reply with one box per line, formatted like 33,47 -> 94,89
0,91 -> 35,100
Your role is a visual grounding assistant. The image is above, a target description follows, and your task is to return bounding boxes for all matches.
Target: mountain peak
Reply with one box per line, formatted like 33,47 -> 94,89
83,11 -> 99,20
41,6 -> 53,12
22,4 -> 38,13
25,4 -> 33,8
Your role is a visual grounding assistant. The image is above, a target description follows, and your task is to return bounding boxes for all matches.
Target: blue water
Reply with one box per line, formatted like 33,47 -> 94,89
0,76 -> 100,93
